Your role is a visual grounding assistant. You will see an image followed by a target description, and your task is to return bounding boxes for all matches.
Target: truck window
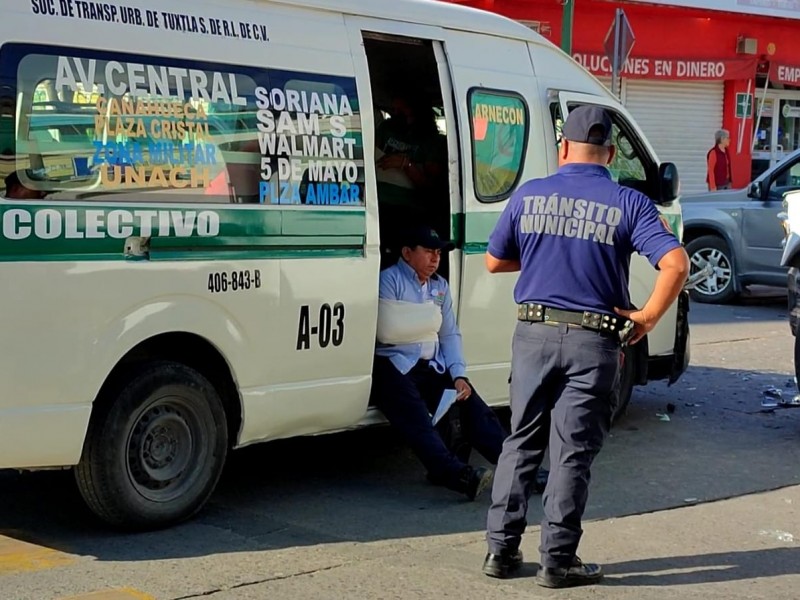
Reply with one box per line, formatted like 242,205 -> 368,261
768,157 -> 800,200
469,88 -> 529,202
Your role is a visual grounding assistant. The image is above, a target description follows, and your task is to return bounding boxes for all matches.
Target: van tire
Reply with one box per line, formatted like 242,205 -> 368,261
685,235 -> 736,304
75,361 -> 228,530
612,346 -> 635,424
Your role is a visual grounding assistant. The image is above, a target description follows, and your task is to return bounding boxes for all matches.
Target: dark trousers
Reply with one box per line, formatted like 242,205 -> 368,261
372,356 -> 508,487
485,322 -> 620,568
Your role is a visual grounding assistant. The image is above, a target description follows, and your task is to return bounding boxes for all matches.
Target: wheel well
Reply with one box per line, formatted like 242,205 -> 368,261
94,333 -> 242,447
683,226 -> 725,247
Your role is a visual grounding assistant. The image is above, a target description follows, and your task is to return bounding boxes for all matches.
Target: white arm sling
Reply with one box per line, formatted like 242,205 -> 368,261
376,299 -> 442,345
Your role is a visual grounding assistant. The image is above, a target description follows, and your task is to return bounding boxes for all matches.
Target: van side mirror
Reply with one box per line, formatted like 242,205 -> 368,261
658,162 -> 679,203
748,181 -> 763,200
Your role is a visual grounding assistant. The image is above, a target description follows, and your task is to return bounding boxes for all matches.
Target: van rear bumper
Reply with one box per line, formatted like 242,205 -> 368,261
0,405 -> 90,469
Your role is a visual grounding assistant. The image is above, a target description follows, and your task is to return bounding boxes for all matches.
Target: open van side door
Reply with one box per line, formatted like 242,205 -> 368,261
344,17 -> 466,305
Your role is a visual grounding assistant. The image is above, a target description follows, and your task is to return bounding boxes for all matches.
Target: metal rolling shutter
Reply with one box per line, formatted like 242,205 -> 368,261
623,80 -> 724,195
597,76 -> 613,93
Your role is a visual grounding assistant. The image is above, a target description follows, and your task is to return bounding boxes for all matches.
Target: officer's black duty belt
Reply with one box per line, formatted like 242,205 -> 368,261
517,303 -> 629,334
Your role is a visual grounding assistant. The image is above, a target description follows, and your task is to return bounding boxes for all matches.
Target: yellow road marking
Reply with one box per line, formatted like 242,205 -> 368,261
58,589 -> 156,600
0,535 -> 154,599
0,534 -> 77,575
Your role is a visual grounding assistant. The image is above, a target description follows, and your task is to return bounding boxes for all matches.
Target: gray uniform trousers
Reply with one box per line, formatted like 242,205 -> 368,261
485,321 -> 620,569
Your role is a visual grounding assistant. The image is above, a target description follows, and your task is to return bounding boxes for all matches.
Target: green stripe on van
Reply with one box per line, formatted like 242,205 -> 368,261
462,212 -> 501,255
0,204 -> 365,262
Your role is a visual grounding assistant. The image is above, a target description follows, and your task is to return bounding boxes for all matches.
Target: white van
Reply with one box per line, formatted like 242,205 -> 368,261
1,0 -> 688,528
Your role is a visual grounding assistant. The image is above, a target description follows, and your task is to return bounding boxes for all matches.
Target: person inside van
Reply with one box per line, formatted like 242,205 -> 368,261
371,225 -> 508,501
375,93 -> 445,195
375,93 -> 448,261
205,138 -> 264,203
4,170 -> 47,200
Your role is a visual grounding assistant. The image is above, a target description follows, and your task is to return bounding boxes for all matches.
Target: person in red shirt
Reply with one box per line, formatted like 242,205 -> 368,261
706,129 -> 732,191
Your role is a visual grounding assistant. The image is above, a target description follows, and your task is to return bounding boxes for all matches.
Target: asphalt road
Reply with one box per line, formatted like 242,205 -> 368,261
1,288 -> 799,600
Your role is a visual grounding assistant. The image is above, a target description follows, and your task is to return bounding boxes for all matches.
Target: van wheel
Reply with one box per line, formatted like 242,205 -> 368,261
75,362 -> 228,530
612,346 -> 635,424
685,235 -> 736,304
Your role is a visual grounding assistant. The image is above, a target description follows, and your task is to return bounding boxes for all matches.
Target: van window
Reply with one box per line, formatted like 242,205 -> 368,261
469,88 -> 528,202
1,43 -> 365,206
608,125 -> 647,185
549,100 -> 655,199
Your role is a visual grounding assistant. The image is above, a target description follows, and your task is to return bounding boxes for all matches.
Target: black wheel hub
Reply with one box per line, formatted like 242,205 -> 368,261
127,397 -> 203,502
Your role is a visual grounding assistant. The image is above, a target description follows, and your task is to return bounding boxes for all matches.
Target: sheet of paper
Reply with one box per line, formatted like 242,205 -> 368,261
431,389 -> 458,426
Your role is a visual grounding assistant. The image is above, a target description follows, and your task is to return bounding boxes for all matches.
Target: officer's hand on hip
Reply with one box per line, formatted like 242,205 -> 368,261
613,307 -> 656,345
454,377 -> 472,401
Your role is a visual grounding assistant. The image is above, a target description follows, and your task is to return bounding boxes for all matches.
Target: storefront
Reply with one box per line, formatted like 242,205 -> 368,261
445,0 -> 800,192
752,63 -> 800,178
569,58 -> 753,194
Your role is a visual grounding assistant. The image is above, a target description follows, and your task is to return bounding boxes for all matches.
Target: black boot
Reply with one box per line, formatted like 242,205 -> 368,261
482,549 -> 523,578
465,466 -> 493,501
535,557 -> 603,588
448,466 -> 492,501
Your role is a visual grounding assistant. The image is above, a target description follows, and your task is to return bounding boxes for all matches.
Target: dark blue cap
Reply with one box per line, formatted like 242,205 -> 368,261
562,105 -> 613,146
403,225 -> 455,252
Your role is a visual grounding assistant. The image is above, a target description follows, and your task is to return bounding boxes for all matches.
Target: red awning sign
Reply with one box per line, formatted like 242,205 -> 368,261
573,53 -> 757,81
772,63 -> 800,86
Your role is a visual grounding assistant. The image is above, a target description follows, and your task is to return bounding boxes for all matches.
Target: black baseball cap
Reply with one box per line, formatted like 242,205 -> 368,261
403,225 -> 455,252
562,105 -> 613,146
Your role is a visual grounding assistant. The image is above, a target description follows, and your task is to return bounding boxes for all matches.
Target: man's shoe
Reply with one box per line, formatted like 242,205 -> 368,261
482,549 -> 523,579
465,466 -> 493,501
535,557 -> 603,588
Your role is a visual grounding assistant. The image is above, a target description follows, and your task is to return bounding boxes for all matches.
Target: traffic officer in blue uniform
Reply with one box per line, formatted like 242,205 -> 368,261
480,105 -> 689,588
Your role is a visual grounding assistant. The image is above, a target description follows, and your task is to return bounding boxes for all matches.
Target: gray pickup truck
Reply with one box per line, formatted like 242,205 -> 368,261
681,149 -> 800,303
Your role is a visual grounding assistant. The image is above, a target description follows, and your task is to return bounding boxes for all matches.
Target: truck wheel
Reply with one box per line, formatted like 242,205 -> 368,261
612,346 -> 635,424
75,361 -> 228,530
685,235 -> 736,304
